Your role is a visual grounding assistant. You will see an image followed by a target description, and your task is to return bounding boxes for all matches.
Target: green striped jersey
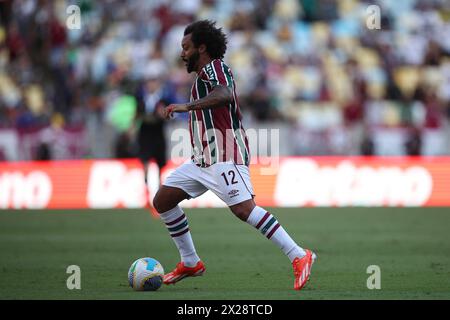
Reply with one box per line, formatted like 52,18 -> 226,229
189,59 -> 250,167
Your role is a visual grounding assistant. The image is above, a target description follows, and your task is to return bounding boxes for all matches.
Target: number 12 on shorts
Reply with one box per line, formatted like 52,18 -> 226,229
221,170 -> 238,186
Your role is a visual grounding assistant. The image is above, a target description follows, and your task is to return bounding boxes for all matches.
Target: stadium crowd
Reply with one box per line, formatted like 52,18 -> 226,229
0,0 -> 450,160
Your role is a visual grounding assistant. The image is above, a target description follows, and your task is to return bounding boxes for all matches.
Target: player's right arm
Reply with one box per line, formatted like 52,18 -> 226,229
163,59 -> 235,119
162,85 -> 231,119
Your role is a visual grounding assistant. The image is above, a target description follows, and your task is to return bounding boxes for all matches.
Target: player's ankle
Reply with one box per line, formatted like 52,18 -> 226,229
288,246 -> 307,262
182,254 -> 201,267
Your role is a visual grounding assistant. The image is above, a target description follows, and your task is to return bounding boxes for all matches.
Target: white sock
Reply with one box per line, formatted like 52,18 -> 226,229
159,206 -> 200,267
246,206 -> 306,262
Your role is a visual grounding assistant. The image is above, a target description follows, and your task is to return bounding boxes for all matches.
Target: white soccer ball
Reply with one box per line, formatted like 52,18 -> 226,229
128,257 -> 164,291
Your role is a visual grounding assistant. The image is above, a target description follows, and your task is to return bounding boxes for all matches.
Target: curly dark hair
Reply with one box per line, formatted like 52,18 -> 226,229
184,20 -> 228,59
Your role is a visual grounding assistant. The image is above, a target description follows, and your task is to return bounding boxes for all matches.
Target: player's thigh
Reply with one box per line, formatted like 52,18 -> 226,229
162,161 -> 208,200
204,162 -> 255,207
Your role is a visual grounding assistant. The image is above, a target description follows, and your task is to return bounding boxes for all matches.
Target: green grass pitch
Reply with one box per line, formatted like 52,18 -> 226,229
0,207 -> 449,300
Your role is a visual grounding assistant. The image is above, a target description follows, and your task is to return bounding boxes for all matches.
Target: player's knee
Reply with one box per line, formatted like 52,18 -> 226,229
231,206 -> 251,221
153,189 -> 180,213
152,191 -> 165,213
230,200 -> 255,221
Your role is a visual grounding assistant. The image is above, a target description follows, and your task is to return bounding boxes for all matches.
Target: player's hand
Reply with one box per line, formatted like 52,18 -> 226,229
155,102 -> 166,119
163,104 -> 189,119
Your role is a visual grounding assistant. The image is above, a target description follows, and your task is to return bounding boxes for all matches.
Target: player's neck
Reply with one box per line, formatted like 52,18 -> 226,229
196,55 -> 214,74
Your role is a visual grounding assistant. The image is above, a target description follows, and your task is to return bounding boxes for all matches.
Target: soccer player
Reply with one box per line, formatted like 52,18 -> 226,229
154,20 -> 316,290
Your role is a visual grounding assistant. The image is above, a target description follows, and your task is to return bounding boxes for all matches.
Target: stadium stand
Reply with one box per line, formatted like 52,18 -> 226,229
0,0 -> 449,160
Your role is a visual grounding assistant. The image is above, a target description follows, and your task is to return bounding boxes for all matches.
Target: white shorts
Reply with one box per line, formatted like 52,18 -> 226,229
163,160 -> 255,207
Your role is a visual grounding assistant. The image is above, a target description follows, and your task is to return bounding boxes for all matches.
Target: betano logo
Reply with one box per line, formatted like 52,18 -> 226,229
0,171 -> 52,209
0,158 -> 442,210
86,161 -> 147,208
274,159 -> 433,207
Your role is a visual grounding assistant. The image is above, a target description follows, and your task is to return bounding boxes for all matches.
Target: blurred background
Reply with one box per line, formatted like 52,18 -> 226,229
1,1 -> 450,300
0,0 -> 450,162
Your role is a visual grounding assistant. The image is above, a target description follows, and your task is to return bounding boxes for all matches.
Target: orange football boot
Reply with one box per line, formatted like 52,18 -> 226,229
163,261 -> 206,285
292,249 -> 317,290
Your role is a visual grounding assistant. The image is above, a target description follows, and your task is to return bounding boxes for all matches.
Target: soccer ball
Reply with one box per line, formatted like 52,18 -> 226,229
128,257 -> 164,291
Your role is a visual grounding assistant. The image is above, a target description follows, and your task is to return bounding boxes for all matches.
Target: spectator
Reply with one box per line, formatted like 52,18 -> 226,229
0,0 -> 449,159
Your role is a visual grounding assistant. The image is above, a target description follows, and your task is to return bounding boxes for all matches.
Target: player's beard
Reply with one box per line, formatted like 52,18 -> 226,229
186,51 -> 200,73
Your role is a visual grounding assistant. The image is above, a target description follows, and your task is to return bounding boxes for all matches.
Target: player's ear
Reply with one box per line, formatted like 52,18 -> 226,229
198,44 -> 207,54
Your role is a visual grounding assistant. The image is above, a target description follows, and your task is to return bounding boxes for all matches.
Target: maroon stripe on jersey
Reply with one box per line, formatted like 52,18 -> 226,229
191,80 -> 207,154
213,107 -> 233,162
165,214 -> 186,226
266,223 -> 281,239
188,117 -> 195,153
212,59 -> 227,86
189,114 -> 194,149
256,212 -> 271,229
234,135 -> 239,163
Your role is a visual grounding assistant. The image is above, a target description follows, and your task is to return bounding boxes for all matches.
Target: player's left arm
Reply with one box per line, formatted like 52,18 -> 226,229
163,85 -> 232,119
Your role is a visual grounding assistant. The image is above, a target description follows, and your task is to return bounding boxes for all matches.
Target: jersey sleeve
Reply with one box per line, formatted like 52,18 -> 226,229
202,59 -> 233,89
